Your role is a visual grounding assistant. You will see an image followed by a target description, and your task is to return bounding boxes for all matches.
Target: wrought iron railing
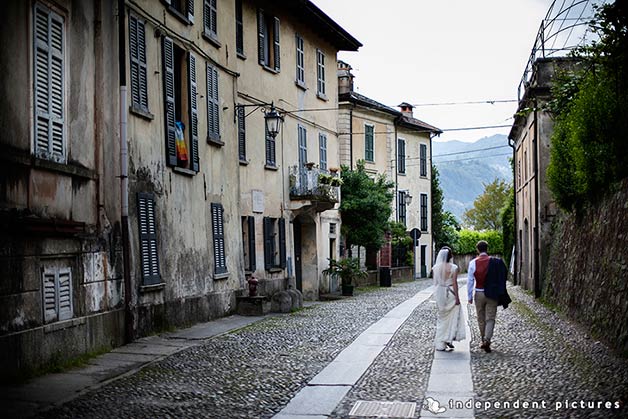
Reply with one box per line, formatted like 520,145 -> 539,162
289,166 -> 339,203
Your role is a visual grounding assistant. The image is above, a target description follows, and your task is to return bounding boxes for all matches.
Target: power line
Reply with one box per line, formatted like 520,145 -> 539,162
432,144 -> 511,158
408,99 -> 518,107
432,152 -> 513,164
340,124 -> 512,136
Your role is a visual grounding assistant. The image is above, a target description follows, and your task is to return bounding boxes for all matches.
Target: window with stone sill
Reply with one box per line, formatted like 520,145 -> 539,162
163,0 -> 195,24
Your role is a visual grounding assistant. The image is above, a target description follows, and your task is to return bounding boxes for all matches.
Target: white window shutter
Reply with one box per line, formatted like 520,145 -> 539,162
57,268 -> 73,320
42,270 -> 57,323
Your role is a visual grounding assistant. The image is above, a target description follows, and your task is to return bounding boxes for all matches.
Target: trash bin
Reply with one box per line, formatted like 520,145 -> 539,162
379,267 -> 391,287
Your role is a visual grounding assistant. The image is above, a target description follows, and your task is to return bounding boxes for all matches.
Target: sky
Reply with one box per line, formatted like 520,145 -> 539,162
310,0 -> 559,143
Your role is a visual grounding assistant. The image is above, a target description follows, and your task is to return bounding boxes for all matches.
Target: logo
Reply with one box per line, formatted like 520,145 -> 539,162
423,397 -> 447,414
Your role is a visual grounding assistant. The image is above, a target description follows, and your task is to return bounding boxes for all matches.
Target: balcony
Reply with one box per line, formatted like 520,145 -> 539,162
289,165 -> 339,212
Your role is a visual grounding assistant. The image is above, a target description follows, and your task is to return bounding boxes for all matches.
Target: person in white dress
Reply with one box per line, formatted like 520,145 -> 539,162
433,247 -> 466,351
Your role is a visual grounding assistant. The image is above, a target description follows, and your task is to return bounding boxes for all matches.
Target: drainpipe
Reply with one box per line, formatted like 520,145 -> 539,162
349,106 -> 354,170
118,0 -> 134,343
508,135 -> 517,286
533,102 -> 541,298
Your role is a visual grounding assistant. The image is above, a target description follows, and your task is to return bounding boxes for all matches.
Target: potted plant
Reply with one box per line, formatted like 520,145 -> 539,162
329,177 -> 344,187
318,173 -> 333,185
322,258 -> 368,296
305,162 -> 316,170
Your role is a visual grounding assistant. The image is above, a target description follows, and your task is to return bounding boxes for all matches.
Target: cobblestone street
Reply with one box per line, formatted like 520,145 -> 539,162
7,278 -> 628,419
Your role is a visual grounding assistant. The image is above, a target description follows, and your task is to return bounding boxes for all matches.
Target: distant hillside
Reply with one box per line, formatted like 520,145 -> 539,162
433,134 -> 513,222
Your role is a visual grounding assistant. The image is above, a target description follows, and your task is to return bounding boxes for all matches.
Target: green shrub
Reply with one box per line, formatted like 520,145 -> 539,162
454,229 -> 503,255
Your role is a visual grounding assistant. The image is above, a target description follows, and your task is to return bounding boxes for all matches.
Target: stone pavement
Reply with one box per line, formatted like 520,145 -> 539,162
2,278 -> 627,419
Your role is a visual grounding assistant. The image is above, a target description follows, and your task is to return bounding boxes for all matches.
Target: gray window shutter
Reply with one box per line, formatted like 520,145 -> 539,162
129,15 -> 148,112
210,0 -> 217,35
257,9 -> 266,65
42,269 -> 57,323
203,0 -> 217,36
273,17 -> 280,71
57,268 -> 73,321
33,3 -> 65,163
162,37 -> 177,166
263,217 -> 272,270
248,216 -> 256,272
206,63 -> 220,142
187,0 -> 195,23
188,52 -> 199,172
211,203 -> 227,274
237,105 -> 246,160
265,127 -> 276,166
319,133 -> 327,170
137,192 -> 161,285
279,218 -> 286,269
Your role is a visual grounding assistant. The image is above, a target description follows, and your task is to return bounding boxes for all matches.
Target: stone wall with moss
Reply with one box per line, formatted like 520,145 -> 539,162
543,180 -> 628,356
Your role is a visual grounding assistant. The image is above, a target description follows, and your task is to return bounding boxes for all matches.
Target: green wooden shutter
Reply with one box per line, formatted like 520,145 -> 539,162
206,63 -> 220,142
273,17 -> 280,71
137,192 -> 161,285
248,216 -> 256,272
162,37 -> 177,166
257,9 -> 266,65
188,52 -> 199,172
237,105 -> 246,160
263,217 -> 272,270
211,203 -> 227,274
33,3 -> 65,163
279,218 -> 286,269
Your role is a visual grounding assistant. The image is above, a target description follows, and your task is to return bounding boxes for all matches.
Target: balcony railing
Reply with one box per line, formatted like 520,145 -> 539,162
289,165 -> 339,204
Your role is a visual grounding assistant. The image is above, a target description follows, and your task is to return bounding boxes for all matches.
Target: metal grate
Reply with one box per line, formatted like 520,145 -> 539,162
349,400 -> 417,418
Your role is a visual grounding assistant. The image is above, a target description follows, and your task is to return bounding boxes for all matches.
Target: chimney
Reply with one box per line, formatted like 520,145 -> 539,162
398,102 -> 414,117
337,60 -> 354,94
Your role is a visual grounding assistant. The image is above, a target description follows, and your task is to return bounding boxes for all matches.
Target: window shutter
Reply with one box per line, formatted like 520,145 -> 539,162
273,17 -> 280,71
162,37 -> 177,166
279,218 -> 286,269
265,128 -> 276,166
137,192 -> 161,285
319,134 -> 327,170
203,0 -> 217,36
188,52 -> 199,172
187,0 -> 195,23
206,63 -> 220,142
57,268 -> 73,320
235,0 -> 243,54
248,216 -> 256,271
237,105 -> 246,160
129,15 -> 148,112
257,9 -> 266,65
34,4 -> 65,163
263,217 -> 272,270
42,269 -> 57,323
211,203 -> 227,274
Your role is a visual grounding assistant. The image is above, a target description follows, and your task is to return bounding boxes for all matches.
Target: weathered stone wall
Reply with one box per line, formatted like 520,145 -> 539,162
544,180 -> 628,355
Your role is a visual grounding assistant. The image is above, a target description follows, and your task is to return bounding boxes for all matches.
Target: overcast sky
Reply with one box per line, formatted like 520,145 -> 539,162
311,0 -> 556,143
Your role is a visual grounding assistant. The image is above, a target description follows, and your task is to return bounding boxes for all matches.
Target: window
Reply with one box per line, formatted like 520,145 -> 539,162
397,138 -> 406,174
203,0 -> 218,42
33,3 -> 65,163
420,193 -> 428,232
316,49 -> 326,98
319,133 -> 327,170
329,223 -> 336,235
211,203 -> 227,275
365,124 -> 374,162
298,124 -> 307,166
398,191 -> 407,227
206,63 -> 220,142
242,216 -> 256,272
257,9 -> 280,71
295,34 -> 305,87
263,217 -> 286,270
237,104 -> 246,162
420,143 -> 427,177
265,126 -> 276,167
164,0 -> 194,23
42,267 -> 73,323
129,14 -> 149,115
137,192 -> 161,285
162,37 -> 199,172
235,0 -> 244,56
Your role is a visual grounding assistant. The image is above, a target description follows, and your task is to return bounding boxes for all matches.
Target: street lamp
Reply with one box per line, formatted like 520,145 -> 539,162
263,103 -> 283,139
404,192 -> 413,206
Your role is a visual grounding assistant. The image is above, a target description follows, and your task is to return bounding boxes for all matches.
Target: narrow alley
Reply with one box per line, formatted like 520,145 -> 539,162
4,279 -> 627,419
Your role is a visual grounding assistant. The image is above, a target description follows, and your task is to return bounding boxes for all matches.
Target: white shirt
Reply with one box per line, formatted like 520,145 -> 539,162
467,252 -> 488,301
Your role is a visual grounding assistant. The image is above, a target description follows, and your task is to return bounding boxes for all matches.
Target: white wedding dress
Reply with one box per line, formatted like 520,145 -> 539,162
433,250 -> 466,350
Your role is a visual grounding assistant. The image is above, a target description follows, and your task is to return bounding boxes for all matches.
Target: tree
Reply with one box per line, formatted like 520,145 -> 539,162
463,179 -> 512,231
501,187 -> 515,268
431,165 -> 460,249
340,160 -> 394,251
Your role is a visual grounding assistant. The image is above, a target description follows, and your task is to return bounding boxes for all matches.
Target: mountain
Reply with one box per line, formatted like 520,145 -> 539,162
432,134 -> 513,222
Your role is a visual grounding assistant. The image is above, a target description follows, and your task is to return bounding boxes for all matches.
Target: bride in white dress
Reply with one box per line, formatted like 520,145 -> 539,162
433,247 -> 466,351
